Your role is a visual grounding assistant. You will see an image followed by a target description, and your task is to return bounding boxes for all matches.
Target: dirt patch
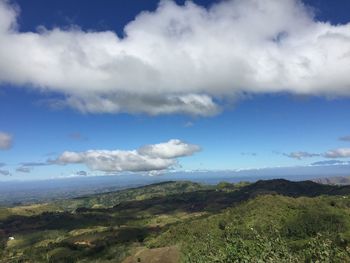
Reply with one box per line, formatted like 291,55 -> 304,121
73,240 -> 94,247
122,246 -> 180,263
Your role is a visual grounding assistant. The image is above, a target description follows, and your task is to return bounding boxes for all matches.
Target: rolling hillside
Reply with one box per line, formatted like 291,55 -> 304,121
0,179 -> 350,262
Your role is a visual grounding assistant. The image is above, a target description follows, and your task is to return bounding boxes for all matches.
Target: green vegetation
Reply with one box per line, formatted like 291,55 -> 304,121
155,194 -> 350,262
0,179 -> 350,262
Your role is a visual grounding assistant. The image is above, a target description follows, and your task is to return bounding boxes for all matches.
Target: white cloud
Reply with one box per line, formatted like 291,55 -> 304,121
283,151 -> 319,160
138,139 -> 200,158
284,148 -> 350,159
310,160 -> 350,166
0,0 -> 350,115
0,131 -> 12,150
53,139 -> 200,172
324,148 -> 350,158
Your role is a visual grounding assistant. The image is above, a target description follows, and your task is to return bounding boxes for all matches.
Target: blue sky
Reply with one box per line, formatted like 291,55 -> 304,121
0,0 -> 350,180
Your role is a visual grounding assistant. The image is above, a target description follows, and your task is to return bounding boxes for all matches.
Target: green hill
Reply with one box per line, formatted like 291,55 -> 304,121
55,181 -> 206,211
0,179 -> 350,262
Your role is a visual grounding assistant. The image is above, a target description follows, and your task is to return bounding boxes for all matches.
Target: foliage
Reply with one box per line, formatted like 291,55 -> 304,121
1,179 -> 350,262
155,195 -> 350,263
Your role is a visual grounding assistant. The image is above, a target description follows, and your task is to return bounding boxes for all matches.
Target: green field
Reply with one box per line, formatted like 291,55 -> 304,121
1,179 -> 350,262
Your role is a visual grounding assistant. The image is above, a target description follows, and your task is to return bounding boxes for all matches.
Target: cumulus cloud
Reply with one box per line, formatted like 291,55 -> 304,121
138,139 -> 200,158
0,0 -> 350,115
0,131 -> 12,150
283,151 -> 319,160
53,139 -> 200,172
324,148 -> 350,158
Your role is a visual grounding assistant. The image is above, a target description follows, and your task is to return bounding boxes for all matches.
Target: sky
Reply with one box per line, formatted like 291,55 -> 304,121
0,0 -> 350,181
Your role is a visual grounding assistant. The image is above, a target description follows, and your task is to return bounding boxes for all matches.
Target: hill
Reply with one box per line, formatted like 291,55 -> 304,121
0,179 -> 350,262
